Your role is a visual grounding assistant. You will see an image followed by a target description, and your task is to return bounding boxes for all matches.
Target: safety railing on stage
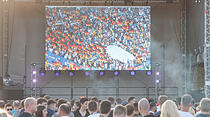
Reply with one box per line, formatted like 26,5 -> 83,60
25,86 -> 178,99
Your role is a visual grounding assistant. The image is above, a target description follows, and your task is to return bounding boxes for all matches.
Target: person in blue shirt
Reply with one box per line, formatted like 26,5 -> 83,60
11,100 -> 20,116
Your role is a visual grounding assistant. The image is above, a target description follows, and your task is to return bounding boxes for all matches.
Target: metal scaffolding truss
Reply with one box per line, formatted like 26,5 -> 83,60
181,0 -> 187,94
1,0 -> 9,78
204,0 -> 210,98
0,0 -> 16,88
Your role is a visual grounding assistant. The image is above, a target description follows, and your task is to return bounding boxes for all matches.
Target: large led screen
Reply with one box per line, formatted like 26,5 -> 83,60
45,6 -> 151,70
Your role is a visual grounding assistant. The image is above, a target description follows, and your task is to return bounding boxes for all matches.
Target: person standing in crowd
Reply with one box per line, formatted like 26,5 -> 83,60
190,99 -> 196,116
128,97 -> 136,104
20,97 -> 37,117
37,98 -> 48,107
116,98 -> 122,105
125,104 -> 135,117
47,100 -> 56,117
73,98 -> 89,117
12,100 -> 20,116
14,99 -> 25,117
72,101 -> 81,112
52,99 -> 67,117
4,103 -> 13,115
90,97 -> 98,102
195,98 -> 210,117
44,95 -> 51,101
147,98 -> 155,104
149,102 -> 157,115
0,100 -> 5,109
70,100 -> 75,110
138,98 -> 155,117
58,104 -> 71,117
179,94 -> 194,117
36,105 -> 48,117
88,100 -> 99,117
113,105 -> 126,117
154,95 -> 168,117
107,97 -> 115,117
133,102 -> 140,117
99,100 -> 111,117
107,97 -> 115,110
176,97 -> 181,110
160,100 -> 180,117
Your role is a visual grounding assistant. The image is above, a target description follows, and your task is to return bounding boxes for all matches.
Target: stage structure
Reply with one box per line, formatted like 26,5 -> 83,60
154,63 -> 161,100
0,0 -> 9,80
28,62 -> 46,97
0,0 -> 186,99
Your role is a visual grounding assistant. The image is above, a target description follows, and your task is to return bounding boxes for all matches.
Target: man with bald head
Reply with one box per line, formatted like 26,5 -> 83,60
20,97 -> 37,117
138,98 -> 155,117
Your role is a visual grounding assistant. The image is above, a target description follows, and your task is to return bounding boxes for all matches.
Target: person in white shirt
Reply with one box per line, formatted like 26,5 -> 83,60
88,100 -> 99,117
179,94 -> 194,117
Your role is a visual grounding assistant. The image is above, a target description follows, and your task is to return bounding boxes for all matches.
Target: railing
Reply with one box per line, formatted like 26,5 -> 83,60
25,86 -> 178,99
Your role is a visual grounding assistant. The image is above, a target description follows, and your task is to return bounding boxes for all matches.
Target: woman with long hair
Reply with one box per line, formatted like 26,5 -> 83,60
160,100 -> 181,117
35,105 -> 47,117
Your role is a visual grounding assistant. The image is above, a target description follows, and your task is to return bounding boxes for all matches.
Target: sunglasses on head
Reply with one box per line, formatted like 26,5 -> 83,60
7,108 -> 12,111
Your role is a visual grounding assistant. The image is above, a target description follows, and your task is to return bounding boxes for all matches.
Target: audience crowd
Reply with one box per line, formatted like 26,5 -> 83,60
0,94 -> 209,117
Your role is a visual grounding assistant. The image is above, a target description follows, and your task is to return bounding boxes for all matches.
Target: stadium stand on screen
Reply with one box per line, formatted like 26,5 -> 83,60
45,6 -> 151,70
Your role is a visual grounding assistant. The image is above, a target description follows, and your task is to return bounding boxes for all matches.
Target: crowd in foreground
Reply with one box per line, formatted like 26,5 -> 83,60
0,94 -> 210,117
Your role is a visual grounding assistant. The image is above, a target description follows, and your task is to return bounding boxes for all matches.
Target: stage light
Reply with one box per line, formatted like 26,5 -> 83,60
85,71 -> 89,76
40,72 -> 45,76
156,79 -> 160,83
32,79 -> 37,83
32,63 -> 36,66
54,70 -> 61,76
114,71 -> 119,76
146,70 -> 152,76
39,67 -> 45,77
130,70 -> 135,76
55,72 -> 60,76
69,72 -> 74,77
99,71 -> 104,76
156,72 -> 160,76
32,71 -> 37,75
